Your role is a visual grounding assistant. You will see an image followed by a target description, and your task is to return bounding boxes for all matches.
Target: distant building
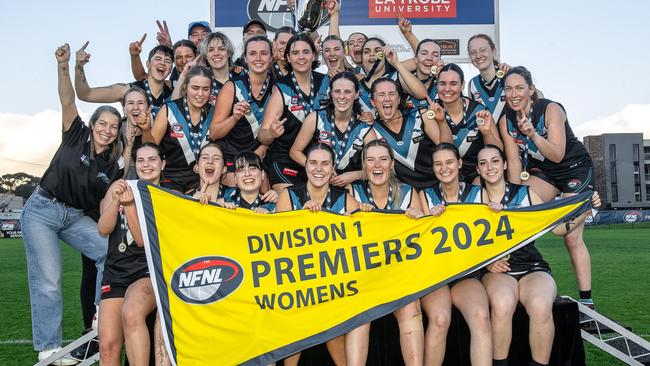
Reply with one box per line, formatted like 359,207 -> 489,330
583,133 -> 650,209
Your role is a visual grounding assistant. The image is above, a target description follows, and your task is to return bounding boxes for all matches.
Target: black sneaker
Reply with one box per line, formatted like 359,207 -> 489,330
69,328 -> 99,360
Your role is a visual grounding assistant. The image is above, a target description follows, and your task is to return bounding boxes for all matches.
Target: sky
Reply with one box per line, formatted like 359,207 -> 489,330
1,0 -> 649,176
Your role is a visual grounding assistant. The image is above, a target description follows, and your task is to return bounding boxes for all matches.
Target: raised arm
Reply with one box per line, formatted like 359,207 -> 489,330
141,104 -> 169,144
521,103 -> 567,163
209,81 -> 241,140
327,0 -> 341,37
98,180 -> 127,236
120,184 -> 144,247
74,41 -> 129,103
384,47 -> 427,99
398,17 -> 419,55
55,43 -> 79,132
475,107 -> 503,149
129,33 -> 148,81
499,114 -> 523,183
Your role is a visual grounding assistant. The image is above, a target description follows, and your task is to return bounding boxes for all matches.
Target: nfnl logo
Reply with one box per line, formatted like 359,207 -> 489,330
171,256 -> 243,304
247,0 -> 331,33
623,211 -> 642,224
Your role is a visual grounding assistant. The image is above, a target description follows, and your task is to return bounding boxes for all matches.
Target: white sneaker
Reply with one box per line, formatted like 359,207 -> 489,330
38,347 -> 79,365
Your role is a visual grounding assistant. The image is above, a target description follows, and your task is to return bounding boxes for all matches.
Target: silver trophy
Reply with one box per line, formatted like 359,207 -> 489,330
291,0 -> 326,32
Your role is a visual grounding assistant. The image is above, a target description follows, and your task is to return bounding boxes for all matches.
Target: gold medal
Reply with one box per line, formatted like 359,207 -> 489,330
426,109 -> 436,119
503,254 -> 510,261
496,69 -> 505,79
376,51 -> 384,60
520,170 -> 530,181
118,242 -> 127,253
476,117 -> 485,126
430,65 -> 437,76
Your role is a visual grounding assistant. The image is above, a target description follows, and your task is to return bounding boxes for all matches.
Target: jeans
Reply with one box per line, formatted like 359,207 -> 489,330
21,188 -> 107,351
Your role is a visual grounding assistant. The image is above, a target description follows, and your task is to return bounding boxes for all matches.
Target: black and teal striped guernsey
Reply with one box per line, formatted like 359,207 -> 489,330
159,98 -> 214,191
219,75 -> 274,163
287,184 -> 348,214
221,186 -> 276,212
351,180 -> 414,211
447,98 -> 490,182
315,109 -> 373,174
267,72 -> 329,164
372,109 -> 436,189
468,73 -> 505,121
481,182 -> 548,274
421,182 -> 481,207
103,210 -> 148,285
504,98 -> 591,172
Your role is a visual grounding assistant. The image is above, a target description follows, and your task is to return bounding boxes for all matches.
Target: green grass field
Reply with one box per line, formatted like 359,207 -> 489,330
1,225 -> 648,365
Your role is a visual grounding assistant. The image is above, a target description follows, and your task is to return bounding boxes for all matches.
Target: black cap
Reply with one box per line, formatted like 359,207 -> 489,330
243,19 -> 267,35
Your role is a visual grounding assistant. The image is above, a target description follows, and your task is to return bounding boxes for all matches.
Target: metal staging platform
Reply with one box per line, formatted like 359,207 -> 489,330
35,298 -> 650,365
34,329 -> 98,366
564,296 -> 650,365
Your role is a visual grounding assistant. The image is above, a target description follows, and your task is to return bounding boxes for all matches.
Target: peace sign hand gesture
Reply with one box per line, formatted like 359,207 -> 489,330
156,20 -> 172,47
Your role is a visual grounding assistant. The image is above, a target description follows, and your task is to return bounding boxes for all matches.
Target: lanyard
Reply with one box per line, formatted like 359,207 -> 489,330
366,183 -> 393,209
182,98 -> 207,158
290,71 -> 315,113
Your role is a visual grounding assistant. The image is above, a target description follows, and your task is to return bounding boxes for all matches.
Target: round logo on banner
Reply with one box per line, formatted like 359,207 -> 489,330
247,0 -> 333,33
171,256 -> 244,304
623,210 -> 642,224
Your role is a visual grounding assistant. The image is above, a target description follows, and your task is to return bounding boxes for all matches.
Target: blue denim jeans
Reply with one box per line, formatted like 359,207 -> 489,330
21,188 -> 107,351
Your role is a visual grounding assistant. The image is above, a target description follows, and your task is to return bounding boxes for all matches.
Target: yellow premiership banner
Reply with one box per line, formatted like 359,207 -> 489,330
130,181 -> 591,366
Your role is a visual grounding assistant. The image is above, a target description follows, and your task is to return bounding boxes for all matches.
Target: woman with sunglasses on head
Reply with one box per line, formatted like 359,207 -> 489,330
210,35 -> 275,187
22,44 -> 124,365
419,143 -> 488,366
276,143 -> 358,366
220,151 -> 277,213
435,63 -> 502,183
290,71 -> 377,187
499,66 -> 597,310
141,65 -> 214,193
348,139 -> 425,366
97,143 -> 165,366
259,33 -> 331,193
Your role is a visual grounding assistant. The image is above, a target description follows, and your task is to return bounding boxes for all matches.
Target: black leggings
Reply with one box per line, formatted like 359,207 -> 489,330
80,254 -> 97,329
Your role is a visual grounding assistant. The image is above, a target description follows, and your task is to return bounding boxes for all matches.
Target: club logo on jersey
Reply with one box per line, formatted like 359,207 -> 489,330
172,124 -> 183,132
473,92 -> 481,100
171,256 -> 243,304
247,0 -> 332,33
567,179 -> 581,189
623,211 -> 642,224
291,95 -> 300,105
318,131 -> 332,143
